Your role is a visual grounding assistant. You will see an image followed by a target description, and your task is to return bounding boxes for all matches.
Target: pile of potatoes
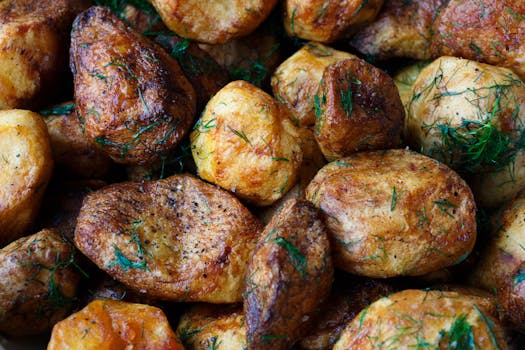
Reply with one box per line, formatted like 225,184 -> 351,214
2,0 -> 525,349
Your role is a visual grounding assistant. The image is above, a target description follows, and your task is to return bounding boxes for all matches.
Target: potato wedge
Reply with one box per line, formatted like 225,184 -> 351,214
0,109 -> 53,247
74,174 -> 262,302
48,299 -> 183,349
244,199 -> 333,350
70,6 -> 196,165
306,149 -> 477,278
0,229 -> 81,337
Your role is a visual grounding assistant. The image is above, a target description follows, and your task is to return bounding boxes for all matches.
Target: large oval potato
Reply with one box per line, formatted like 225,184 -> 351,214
0,229 -> 81,337
0,110 -> 53,247
306,149 -> 477,278
333,289 -> 508,350
406,56 -> 525,174
48,300 -> 183,349
191,80 -> 303,206
71,6 -> 196,165
74,174 -> 262,303
150,0 -> 278,44
244,199 -> 333,350
272,42 -> 356,128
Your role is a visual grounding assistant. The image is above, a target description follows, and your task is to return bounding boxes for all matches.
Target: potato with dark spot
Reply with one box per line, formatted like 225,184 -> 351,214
74,174 -> 262,303
314,57 -> 404,161
244,199 -> 333,350
0,229 -> 81,337
306,149 -> 477,278
70,6 -> 196,165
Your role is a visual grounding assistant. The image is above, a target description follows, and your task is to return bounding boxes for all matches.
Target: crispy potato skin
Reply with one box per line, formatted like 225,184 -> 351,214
284,0 -> 384,43
48,300 -> 183,350
244,199 -> 333,350
306,149 -> 477,278
191,80 -> 303,206
431,0 -> 525,81
150,0 -> 278,44
70,6 -> 196,165
315,58 -> 404,161
272,42 -> 356,128
0,229 -> 80,337
351,0 -> 447,60
177,304 -> 247,350
74,174 -> 262,303
333,289 -> 508,350
0,110 -> 53,247
0,0 -> 88,109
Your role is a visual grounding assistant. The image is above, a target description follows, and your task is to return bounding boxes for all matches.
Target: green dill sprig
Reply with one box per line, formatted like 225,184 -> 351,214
433,199 -> 457,217
438,315 -> 476,349
39,103 -> 75,116
272,236 -> 307,278
107,219 -> 150,271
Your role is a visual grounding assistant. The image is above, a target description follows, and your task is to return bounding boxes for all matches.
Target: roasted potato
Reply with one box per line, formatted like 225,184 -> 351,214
244,199 -> 333,350
306,149 -> 477,278
351,0 -> 447,60
70,6 -> 196,165
406,56 -> 525,174
283,0 -> 384,43
0,110 -> 53,247
272,42 -> 356,128
314,57 -> 404,161
333,289 -> 508,350
83,273 -> 159,306
48,299 -> 183,349
0,0 -> 88,109
74,174 -> 262,303
431,0 -> 525,81
393,60 -> 430,109
0,229 -> 81,337
191,80 -> 303,206
177,304 -> 246,350
499,261 -> 525,331
149,0 -> 278,44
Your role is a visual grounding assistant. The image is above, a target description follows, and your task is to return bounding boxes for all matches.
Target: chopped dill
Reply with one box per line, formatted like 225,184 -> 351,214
340,88 -> 353,117
227,126 -> 251,145
272,236 -> 307,278
39,103 -> 75,116
433,199 -> 457,218
438,315 -> 476,349
260,334 -> 288,342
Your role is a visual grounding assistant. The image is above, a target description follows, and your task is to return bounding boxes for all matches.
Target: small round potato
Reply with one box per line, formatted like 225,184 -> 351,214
48,300 -> 183,349
149,0 -> 278,44
406,56 -> 525,174
333,289 -> 508,350
284,0 -> 384,43
191,80 -> 303,206
272,42 -> 356,128
314,57 -> 404,161
394,61 -> 430,110
0,229 -> 81,337
306,149 -> 477,278
0,109 -> 53,247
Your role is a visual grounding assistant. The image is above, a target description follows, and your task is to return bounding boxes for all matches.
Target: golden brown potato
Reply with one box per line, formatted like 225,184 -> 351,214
499,262 -> 525,331
306,149 -> 477,278
42,102 -> 114,179
48,300 -> 183,349
150,0 -> 278,44
0,0 -> 88,109
431,0 -> 525,81
314,57 -> 404,161
0,229 -> 81,337
333,289 -> 508,350
284,0 -> 384,43
70,6 -> 196,165
0,110 -> 53,247
74,174 -> 262,303
272,42 -> 356,128
351,0 -> 447,60
393,60 -> 430,109
177,304 -> 246,350
191,80 -> 303,206
406,56 -> 525,174
244,199 -> 333,350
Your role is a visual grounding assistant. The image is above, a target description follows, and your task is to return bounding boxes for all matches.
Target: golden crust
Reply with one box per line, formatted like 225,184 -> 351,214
306,149 -> 477,278
244,199 -> 333,350
191,80 -> 303,206
0,109 -> 53,247
74,174 -> 262,303
48,300 -> 183,349
70,6 -> 196,165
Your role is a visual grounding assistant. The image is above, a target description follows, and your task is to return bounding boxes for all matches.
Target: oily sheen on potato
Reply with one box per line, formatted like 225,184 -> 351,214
306,149 -> 476,278
74,174 -> 261,303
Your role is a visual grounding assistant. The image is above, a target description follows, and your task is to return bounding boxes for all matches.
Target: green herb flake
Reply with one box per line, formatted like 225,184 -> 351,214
438,314 -> 476,349
227,126 -> 251,145
272,236 -> 307,278
391,187 -> 398,211
433,199 -> 457,218
39,103 -> 75,116
340,88 -> 353,117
